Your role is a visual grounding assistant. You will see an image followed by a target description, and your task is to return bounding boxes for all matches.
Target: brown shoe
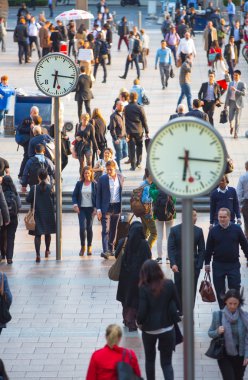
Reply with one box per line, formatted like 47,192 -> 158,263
87,246 -> 92,256
124,160 -> 131,164
36,256 -> 41,263
230,126 -> 234,135
79,246 -> 86,256
45,250 -> 50,258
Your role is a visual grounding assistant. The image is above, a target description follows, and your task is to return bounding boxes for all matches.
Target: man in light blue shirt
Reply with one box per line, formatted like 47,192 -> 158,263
130,78 -> 145,105
155,40 -> 172,90
227,0 -> 236,28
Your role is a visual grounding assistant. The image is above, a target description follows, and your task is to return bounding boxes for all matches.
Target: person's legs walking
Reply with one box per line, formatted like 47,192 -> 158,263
6,220 -> 18,263
212,261 -> 227,309
101,212 -> 111,253
228,100 -> 236,134
128,135 -> 136,170
159,63 -> 165,88
133,55 -> 140,79
77,99 -> 83,122
44,234 -> 51,254
101,58 -> 107,82
113,140 -> 122,171
85,207 -> 94,248
84,100 -> 91,117
184,83 -> 192,111
217,356 -> 238,380
158,330 -> 175,380
19,141 -> 30,178
174,272 -> 182,313
135,133 -> 143,167
234,107 -> 241,136
165,219 -> 174,259
177,84 -> 186,107
78,208 -> 87,248
142,332 -> 157,380
227,262 -> 241,291
156,220 -> 164,259
108,204 -> 121,253
34,235 -> 41,261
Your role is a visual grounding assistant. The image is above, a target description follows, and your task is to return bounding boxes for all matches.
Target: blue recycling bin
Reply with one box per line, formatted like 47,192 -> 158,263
14,95 -> 52,127
195,12 -> 207,31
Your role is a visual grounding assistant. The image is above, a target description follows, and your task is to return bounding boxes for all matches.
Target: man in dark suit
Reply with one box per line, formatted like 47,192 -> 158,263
224,36 -> 238,80
185,99 -> 209,121
169,104 -> 186,120
198,71 -> 221,126
168,209 -> 205,313
75,66 -> 93,122
96,160 -> 124,259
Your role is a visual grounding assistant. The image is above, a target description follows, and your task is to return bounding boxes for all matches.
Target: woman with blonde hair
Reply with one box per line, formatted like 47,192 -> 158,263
86,324 -> 142,379
91,108 -> 107,161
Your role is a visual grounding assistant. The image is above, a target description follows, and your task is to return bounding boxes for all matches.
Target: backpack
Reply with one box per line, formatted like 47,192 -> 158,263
28,157 -> 45,186
153,191 -> 175,221
4,190 -> 19,217
100,40 -> 108,56
130,184 -> 151,217
15,125 -> 30,147
132,38 -> 142,54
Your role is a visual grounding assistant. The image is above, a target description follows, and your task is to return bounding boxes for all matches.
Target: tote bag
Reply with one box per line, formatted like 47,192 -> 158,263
24,185 -> 36,231
108,238 -> 128,281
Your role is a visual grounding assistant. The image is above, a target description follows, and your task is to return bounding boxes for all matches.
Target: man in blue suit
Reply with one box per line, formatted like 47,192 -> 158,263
96,160 -> 124,259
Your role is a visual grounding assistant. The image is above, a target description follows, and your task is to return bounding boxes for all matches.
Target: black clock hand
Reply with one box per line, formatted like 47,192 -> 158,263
53,70 -> 58,88
51,74 -> 75,79
178,157 -> 220,163
182,150 -> 189,181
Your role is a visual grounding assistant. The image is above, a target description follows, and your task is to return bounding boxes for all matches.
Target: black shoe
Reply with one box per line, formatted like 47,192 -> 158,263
107,62 -> 111,65
162,86 -> 165,90
119,75 -> 126,79
7,259 -> 13,265
155,257 -> 162,264
165,80 -> 168,87
128,327 -> 138,332
102,79 -> 106,83
101,252 -> 109,259
130,167 -> 135,171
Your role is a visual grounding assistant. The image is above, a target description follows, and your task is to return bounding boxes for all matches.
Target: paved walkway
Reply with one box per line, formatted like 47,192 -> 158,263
0,24 -> 248,379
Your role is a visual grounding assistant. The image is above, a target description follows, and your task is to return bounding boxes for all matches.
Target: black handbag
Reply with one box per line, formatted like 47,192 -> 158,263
142,94 -> 150,106
205,311 -> 225,360
117,350 -> 143,380
220,109 -> 228,124
170,67 -> 175,78
0,273 -> 12,325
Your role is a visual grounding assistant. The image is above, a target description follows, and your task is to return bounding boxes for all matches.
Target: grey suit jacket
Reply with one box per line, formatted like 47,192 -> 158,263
225,81 -> 246,109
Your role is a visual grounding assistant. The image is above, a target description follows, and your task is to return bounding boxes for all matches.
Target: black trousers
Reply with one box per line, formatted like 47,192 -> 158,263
123,54 -> 140,79
29,36 -> 41,58
174,268 -> 200,314
77,99 -> 91,122
18,41 -> 29,63
203,100 -> 216,126
93,58 -> 107,81
212,261 -> 241,309
19,141 -> 29,178
128,132 -> 143,170
101,203 -> 121,253
235,40 -> 242,59
218,355 -> 245,380
142,330 -> 175,380
0,219 -> 18,261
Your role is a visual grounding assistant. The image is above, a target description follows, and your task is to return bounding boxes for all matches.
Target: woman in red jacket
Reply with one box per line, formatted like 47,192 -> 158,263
86,324 -> 142,380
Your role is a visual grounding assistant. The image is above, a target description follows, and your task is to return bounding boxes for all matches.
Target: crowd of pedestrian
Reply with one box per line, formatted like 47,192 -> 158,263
1,0 -> 248,378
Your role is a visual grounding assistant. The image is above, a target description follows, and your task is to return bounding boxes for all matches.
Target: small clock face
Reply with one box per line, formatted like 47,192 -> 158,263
34,53 -> 78,97
148,117 -> 227,198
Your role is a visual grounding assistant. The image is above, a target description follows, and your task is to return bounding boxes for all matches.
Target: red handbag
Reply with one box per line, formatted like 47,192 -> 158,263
199,272 -> 216,303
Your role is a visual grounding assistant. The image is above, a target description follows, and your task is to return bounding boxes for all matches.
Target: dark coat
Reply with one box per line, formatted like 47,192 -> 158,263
72,181 -> 97,208
116,222 -> 151,309
0,272 -> 12,329
75,74 -> 93,101
14,23 -> 28,42
26,184 -> 56,236
198,82 -> 221,102
224,43 -> 238,64
28,134 -> 53,158
124,102 -> 149,135
169,112 -> 185,120
0,185 -> 10,227
168,223 -> 205,270
96,173 -> 124,213
185,109 -> 209,121
137,280 -> 180,331
22,155 -> 55,187
109,111 -> 126,141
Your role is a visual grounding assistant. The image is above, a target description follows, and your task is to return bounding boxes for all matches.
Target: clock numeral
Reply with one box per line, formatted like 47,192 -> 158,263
194,171 -> 201,180
45,79 -> 48,84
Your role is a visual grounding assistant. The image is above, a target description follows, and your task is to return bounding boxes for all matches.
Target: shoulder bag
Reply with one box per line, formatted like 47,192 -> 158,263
108,237 -> 128,281
24,185 -> 36,231
117,349 -> 143,380
0,272 -> 12,325
205,311 -> 225,359
199,272 -> 216,302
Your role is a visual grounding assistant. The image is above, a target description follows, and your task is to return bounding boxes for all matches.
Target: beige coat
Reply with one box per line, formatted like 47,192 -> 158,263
203,27 -> 218,51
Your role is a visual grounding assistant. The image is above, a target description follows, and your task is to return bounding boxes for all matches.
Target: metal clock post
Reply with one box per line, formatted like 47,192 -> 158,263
34,53 -> 79,260
147,117 -> 227,380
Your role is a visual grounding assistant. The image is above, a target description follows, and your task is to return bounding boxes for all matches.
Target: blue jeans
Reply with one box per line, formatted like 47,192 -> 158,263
101,203 -> 121,253
0,109 -> 8,126
228,14 -> 234,28
113,138 -> 128,172
177,83 -> 192,111
78,207 -> 94,247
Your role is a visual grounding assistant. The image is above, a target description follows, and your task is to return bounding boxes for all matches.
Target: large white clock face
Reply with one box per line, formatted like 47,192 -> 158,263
34,53 -> 78,97
148,117 -> 227,198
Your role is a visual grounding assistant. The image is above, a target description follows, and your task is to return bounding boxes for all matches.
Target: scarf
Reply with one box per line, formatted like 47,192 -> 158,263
223,306 -> 248,356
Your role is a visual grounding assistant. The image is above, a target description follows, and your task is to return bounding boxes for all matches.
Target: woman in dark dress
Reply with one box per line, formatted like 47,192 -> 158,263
91,108 -> 107,164
26,168 -> 56,263
1,176 -> 21,264
75,113 -> 100,173
116,221 -> 151,332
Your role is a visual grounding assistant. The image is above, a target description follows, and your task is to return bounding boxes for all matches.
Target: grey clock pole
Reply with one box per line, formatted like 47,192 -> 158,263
182,198 -> 195,380
54,97 -> 62,260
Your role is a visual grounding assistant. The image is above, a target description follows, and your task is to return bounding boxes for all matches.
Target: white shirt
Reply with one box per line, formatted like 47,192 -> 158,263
109,175 -> 120,203
230,44 -> 235,60
141,33 -> 150,49
28,22 -> 40,37
177,38 -> 196,57
81,183 -> 93,207
214,60 -> 227,80
230,81 -> 238,100
217,186 -> 228,193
